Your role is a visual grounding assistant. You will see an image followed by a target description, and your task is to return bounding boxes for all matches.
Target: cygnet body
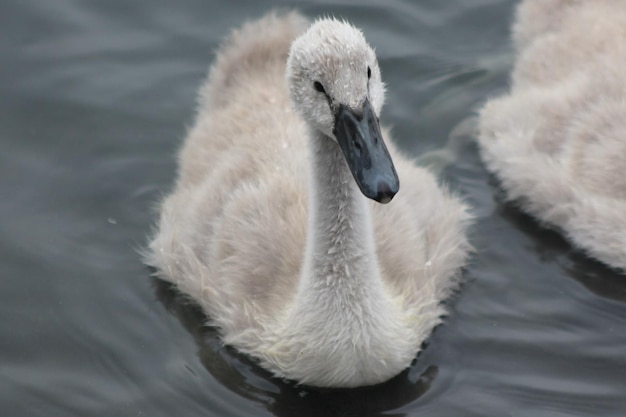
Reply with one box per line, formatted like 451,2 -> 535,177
478,0 -> 626,270
147,12 -> 471,387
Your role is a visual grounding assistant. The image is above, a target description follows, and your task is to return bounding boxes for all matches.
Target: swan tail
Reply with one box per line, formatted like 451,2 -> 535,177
199,11 -> 309,110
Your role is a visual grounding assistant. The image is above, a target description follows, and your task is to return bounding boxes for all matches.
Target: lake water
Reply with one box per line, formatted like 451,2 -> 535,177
2,0 -> 626,416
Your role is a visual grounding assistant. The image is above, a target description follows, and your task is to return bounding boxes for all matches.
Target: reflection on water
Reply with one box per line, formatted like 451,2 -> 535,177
3,0 -> 626,416
496,198 -> 626,303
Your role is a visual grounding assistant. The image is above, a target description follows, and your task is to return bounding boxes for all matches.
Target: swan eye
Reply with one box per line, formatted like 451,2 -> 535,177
367,66 -> 371,79
313,81 -> 326,94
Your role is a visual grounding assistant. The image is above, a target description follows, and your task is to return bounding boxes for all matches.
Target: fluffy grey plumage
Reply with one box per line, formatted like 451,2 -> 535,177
478,0 -> 626,271
147,12 -> 471,387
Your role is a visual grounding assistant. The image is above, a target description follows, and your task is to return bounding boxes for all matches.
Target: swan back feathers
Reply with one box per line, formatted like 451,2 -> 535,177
478,0 -> 626,270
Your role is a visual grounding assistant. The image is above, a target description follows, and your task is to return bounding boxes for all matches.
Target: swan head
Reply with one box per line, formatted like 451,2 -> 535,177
287,18 -> 399,204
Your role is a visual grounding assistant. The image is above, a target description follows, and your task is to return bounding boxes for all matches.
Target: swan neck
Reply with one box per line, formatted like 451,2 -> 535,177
302,129 -> 380,285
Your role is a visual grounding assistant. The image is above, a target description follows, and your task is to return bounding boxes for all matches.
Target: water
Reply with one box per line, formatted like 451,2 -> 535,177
2,0 -> 626,416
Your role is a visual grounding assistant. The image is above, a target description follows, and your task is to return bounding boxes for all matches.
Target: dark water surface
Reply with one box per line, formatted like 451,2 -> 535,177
2,1 -> 626,416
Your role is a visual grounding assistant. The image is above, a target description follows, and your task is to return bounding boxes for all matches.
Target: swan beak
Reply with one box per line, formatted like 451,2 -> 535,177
333,98 -> 400,204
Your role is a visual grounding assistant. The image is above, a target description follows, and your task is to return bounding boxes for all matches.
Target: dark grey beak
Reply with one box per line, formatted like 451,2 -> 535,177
333,98 -> 399,204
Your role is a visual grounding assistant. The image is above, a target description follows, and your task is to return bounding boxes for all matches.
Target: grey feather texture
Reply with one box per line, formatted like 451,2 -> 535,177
147,12 -> 472,387
478,0 -> 626,271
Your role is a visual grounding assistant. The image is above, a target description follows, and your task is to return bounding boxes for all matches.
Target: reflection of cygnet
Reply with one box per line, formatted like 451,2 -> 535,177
147,12 -> 471,387
478,0 -> 626,270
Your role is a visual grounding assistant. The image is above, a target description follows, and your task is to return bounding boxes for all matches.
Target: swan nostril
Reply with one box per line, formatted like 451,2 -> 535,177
375,180 -> 397,204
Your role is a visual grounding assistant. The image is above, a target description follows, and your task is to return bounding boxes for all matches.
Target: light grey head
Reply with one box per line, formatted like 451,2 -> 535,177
287,18 -> 399,204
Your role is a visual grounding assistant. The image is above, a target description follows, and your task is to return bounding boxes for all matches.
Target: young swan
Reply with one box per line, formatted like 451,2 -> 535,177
147,12 -> 471,388
478,0 -> 626,270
